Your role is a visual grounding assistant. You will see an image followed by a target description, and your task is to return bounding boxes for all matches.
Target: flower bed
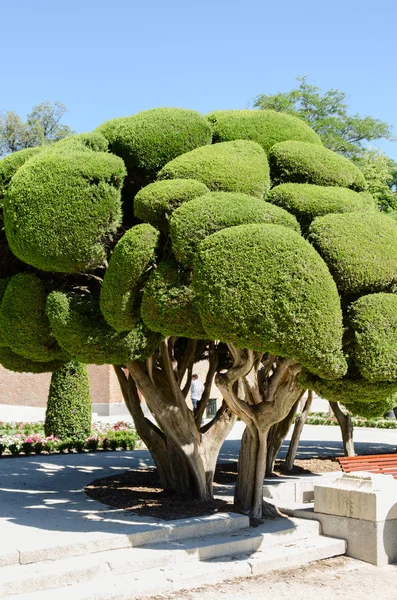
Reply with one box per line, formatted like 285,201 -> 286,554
0,421 -> 140,456
304,412 -> 397,429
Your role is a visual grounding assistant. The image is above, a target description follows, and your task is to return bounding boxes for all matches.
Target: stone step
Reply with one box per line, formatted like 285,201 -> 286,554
0,518 -> 320,596
2,533 -> 346,600
1,512 -> 249,567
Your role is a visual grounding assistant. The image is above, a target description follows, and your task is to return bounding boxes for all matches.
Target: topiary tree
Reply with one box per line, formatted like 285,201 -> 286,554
45,361 -> 92,439
2,106 -> 397,521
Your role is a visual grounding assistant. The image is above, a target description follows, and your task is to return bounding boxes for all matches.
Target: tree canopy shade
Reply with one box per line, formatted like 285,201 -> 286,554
254,76 -> 392,159
2,104 -> 397,520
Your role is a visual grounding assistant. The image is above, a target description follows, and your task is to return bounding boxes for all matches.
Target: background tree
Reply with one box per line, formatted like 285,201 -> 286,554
1,106 -> 397,522
0,101 -> 73,156
254,76 -> 392,160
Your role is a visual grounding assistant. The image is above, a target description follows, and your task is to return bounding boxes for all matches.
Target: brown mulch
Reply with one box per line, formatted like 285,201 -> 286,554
85,457 -> 341,520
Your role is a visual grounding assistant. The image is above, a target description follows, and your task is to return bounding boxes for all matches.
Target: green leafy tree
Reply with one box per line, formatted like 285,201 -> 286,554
1,108 -> 397,521
357,148 -> 397,212
0,101 -> 73,156
254,76 -> 392,159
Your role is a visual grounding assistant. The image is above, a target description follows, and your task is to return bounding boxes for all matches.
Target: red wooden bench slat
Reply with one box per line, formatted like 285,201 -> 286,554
337,453 -> 397,479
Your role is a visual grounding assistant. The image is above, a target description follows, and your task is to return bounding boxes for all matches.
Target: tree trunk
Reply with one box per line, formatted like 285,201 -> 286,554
216,347 -> 303,520
284,390 -> 313,471
114,340 -> 236,501
114,366 -> 173,488
265,397 -> 302,476
330,401 -> 355,457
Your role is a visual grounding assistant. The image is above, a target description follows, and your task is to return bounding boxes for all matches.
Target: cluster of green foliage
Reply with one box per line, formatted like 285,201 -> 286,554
44,361 -> 92,439
3,149 -> 126,272
46,292 -> 160,365
267,183 -> 372,232
349,293 -> 397,382
0,274 -> 65,362
169,192 -> 300,266
134,179 -> 209,231
308,212 -> 397,295
300,370 -> 397,415
97,108 -> 212,187
193,223 -> 346,379
100,224 -> 160,332
269,141 -> 367,190
207,109 -> 322,154
159,140 -> 270,198
141,260 -> 205,339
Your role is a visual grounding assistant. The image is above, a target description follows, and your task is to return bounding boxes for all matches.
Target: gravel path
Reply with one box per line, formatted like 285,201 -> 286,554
144,557 -> 397,600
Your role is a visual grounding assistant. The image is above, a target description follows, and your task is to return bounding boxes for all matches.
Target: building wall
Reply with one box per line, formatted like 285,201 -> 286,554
0,364 -> 125,419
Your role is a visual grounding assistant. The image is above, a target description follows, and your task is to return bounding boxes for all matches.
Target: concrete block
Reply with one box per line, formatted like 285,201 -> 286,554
295,508 -> 397,566
314,472 -> 397,522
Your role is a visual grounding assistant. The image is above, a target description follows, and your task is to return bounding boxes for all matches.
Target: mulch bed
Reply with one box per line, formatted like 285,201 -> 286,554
85,457 -> 342,520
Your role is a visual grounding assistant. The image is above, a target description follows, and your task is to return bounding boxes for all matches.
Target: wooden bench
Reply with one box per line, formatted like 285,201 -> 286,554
337,454 -> 397,478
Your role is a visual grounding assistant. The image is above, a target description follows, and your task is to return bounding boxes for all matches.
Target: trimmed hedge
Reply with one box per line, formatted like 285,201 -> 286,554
193,223 -> 347,380
269,141 -> 367,191
169,192 -> 300,266
53,132 -> 109,153
97,108 -> 212,186
0,346 -> 66,373
207,109 -> 322,154
0,278 -> 10,347
141,260 -> 206,338
301,370 -> 397,413
100,224 -> 160,332
3,150 -> 126,273
134,179 -> 209,231
0,147 -> 44,200
308,212 -> 397,295
0,273 -> 66,362
44,361 -> 92,439
267,183 -> 371,232
158,140 -> 270,198
349,293 -> 397,382
46,291 -> 161,365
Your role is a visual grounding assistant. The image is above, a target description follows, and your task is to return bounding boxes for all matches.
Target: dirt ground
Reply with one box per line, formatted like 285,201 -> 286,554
85,458 -> 341,519
142,556 -> 397,600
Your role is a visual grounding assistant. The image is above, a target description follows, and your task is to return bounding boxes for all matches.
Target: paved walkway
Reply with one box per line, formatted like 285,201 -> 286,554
0,423 -> 396,561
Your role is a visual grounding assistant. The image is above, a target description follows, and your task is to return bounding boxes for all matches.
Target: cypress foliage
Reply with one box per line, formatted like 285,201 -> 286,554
44,361 -> 92,439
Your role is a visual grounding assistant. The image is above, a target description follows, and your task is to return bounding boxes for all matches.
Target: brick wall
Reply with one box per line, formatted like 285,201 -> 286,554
0,364 -> 123,408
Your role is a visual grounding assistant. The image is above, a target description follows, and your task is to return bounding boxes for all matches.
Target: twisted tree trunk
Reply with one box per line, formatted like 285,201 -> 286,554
115,339 -> 236,500
265,396 -> 302,476
216,346 -> 303,520
284,390 -> 313,472
330,401 -> 355,457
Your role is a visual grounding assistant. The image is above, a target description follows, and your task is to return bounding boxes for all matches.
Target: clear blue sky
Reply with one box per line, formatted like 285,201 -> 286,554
2,0 -> 396,159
